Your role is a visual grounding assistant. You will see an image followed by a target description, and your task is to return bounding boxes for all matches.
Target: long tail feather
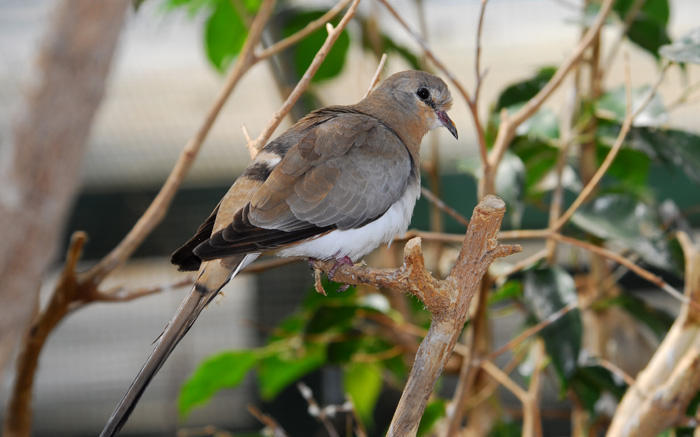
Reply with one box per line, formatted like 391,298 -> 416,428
100,257 -> 248,436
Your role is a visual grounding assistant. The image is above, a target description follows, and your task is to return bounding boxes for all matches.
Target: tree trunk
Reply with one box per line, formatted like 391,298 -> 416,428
0,0 -> 128,392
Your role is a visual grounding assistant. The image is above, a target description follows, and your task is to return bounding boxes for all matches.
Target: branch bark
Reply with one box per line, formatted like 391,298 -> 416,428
606,232 -> 700,436
0,0 -> 129,390
314,195 -> 520,436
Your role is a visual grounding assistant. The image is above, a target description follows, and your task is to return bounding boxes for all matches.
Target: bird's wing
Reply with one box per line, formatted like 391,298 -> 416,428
193,110 -> 413,259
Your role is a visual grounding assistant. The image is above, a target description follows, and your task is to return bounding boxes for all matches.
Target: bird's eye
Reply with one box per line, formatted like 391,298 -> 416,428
416,87 -> 430,100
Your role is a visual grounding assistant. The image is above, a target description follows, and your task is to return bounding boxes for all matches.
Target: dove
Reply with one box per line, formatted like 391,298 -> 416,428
100,70 -> 457,436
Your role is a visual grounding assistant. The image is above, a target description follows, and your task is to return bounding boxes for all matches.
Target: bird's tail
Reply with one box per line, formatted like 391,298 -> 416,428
100,256 -> 250,437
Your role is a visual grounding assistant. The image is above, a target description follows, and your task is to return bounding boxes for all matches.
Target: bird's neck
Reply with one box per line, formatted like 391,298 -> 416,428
353,95 -> 427,161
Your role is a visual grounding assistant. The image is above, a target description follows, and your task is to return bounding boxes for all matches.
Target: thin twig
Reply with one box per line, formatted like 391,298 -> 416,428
596,357 -> 636,387
87,0 -> 277,283
256,0 -> 353,60
602,0 -> 645,74
248,404 -> 289,437
482,0 -> 615,196
550,233 -> 691,308
488,301 -> 579,360
495,248 -> 549,279
553,59 -> 670,230
480,359 -> 528,402
420,187 -> 470,227
247,0 -> 361,158
472,0 -> 489,107
363,53 -> 387,99
87,277 -> 193,304
297,382 -> 341,437
523,340 -> 544,437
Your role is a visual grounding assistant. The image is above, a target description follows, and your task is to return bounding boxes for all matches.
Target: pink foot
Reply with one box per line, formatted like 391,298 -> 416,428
328,256 -> 353,279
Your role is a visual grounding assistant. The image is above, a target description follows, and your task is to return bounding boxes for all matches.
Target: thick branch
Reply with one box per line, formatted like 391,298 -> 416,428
313,196 -> 518,436
607,234 -> 700,436
0,0 -> 128,393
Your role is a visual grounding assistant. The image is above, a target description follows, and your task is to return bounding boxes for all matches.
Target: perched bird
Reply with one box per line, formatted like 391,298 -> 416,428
100,70 -> 457,436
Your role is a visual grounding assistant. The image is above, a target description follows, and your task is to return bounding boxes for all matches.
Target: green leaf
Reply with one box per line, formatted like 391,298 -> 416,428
344,361 -> 383,426
495,67 -> 556,110
178,350 -> 259,417
283,10 -> 350,82
417,399 -> 446,436
596,294 -> 674,340
516,107 -> 560,140
510,136 -> 560,197
614,0 -> 671,58
489,280 -> 523,305
572,193 -> 677,271
496,151 -> 526,228
626,127 -> 700,184
306,305 -> 358,334
686,390 -> 700,416
569,365 -> 627,414
164,0 -> 212,16
488,420 -> 522,437
661,27 -> 700,64
523,267 -> 581,389
596,142 -> 651,189
596,85 -> 668,127
204,0 -> 248,72
257,342 -> 326,400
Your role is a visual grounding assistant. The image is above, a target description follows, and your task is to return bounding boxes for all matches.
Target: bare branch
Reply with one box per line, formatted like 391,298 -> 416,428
482,0 -> 615,196
420,187 -> 469,227
363,53 -> 387,98
553,60 -> 670,230
256,0 -> 353,60
247,0 -> 361,157
247,405 -> 289,437
88,0 -> 277,283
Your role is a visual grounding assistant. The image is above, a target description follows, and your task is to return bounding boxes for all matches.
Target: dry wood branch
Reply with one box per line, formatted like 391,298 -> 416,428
420,187 -> 470,227
247,405 -> 289,437
314,195 -> 520,436
552,61 -> 669,230
363,53 -> 387,99
523,340 -> 544,437
256,0 -> 353,60
607,233 -> 700,436
488,301 -> 578,360
481,0 -> 615,196
88,0 -> 276,282
297,382 -> 341,437
0,0 -> 129,387
247,0 -> 361,157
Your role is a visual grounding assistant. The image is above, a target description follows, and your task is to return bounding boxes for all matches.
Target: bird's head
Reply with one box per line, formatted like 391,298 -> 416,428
370,70 -> 458,140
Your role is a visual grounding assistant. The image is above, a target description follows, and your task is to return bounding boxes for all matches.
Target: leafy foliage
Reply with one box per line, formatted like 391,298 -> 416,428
572,193 -> 678,271
161,0 -> 700,432
343,361 -> 383,426
613,0 -> 671,58
179,350 -> 259,417
568,365 -> 627,414
660,27 -> 700,64
282,10 -> 350,83
523,267 -> 582,389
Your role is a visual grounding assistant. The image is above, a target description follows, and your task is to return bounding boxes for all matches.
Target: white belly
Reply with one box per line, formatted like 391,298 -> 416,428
277,181 -> 420,262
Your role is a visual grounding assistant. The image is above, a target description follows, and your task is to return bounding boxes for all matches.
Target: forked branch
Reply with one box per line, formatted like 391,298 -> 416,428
314,195 -> 520,436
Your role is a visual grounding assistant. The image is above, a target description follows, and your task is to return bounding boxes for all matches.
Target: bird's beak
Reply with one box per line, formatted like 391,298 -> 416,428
436,110 -> 458,139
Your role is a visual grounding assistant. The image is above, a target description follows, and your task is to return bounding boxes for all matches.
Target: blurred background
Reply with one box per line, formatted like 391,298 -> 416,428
1,0 -> 699,435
